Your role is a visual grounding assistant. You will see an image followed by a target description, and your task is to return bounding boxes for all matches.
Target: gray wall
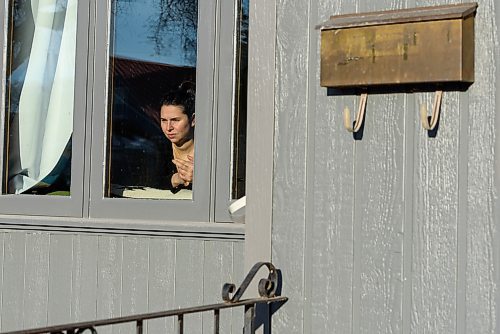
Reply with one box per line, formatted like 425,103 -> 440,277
270,0 -> 499,333
0,228 -> 244,333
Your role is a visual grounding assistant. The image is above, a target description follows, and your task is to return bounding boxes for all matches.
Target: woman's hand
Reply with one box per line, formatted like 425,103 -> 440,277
172,155 -> 194,187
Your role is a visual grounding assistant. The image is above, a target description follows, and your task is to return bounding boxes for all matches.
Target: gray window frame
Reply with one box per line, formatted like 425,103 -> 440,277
0,0 -> 246,223
244,0 -> 275,267
0,0 -> 90,217
88,0 -> 216,222
213,0 -> 240,222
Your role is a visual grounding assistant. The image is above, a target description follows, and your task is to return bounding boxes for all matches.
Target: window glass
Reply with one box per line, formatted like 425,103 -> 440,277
3,0 -> 77,195
106,0 -> 197,200
232,0 -> 248,199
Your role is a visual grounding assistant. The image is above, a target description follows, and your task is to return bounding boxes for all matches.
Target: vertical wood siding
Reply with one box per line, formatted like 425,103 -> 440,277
2,233 -> 26,330
0,232 -> 244,334
72,235 -> 99,323
272,0 -> 498,333
465,0 -> 498,331
48,235 -> 74,325
147,238 -> 176,333
354,1 -> 407,332
308,1 -> 358,332
272,0 -> 309,330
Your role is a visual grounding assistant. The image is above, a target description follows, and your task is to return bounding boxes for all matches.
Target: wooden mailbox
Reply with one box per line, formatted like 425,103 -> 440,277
317,3 -> 477,88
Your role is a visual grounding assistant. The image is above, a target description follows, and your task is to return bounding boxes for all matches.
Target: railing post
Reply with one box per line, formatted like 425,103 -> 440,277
177,314 -> 184,334
243,304 -> 256,334
136,320 -> 143,334
213,309 -> 220,334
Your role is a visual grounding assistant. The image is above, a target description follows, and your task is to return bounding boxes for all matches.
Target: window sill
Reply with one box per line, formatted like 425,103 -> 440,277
0,215 -> 245,241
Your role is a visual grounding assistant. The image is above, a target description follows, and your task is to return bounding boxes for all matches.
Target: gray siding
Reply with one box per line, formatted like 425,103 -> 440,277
0,230 -> 244,333
271,0 -> 499,333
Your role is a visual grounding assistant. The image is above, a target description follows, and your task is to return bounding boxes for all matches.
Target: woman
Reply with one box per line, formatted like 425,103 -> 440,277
160,82 -> 195,190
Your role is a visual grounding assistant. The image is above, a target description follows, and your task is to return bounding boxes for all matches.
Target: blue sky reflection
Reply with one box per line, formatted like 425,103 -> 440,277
112,0 -> 197,67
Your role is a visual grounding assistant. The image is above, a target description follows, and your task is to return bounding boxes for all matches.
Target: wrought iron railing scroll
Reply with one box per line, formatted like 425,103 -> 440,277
0,262 -> 287,334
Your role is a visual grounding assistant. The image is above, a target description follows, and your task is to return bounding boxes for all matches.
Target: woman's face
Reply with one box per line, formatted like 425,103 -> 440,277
160,105 -> 195,146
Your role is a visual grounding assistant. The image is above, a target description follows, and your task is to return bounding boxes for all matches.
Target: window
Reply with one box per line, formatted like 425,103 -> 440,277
4,0 -> 77,196
105,0 -> 197,200
0,0 -> 88,217
214,0 -> 249,221
0,0 -> 248,222
232,0 -> 249,200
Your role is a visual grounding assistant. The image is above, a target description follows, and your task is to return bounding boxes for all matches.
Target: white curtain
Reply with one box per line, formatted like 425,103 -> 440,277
11,0 -> 77,193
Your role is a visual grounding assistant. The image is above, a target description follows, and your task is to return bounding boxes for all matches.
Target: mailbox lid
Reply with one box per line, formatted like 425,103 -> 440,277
316,2 -> 477,30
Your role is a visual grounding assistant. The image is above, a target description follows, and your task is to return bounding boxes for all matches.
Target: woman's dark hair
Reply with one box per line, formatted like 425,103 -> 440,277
160,82 -> 196,119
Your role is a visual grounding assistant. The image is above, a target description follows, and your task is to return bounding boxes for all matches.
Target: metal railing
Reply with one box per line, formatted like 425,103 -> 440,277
1,262 -> 287,334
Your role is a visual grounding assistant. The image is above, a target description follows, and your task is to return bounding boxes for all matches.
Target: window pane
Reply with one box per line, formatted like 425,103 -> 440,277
106,0 -> 197,200
232,0 -> 248,199
3,0 -> 77,195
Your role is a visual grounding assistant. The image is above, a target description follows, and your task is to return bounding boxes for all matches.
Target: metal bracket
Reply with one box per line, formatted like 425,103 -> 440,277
420,90 -> 443,130
343,93 -> 368,133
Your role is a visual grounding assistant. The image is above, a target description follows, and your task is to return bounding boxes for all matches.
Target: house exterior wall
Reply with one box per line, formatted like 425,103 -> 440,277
269,0 -> 499,333
0,225 -> 244,333
0,0 -> 248,332
0,0 -> 498,333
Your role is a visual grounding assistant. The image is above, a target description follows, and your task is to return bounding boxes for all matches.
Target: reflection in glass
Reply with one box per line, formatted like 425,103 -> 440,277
106,0 -> 197,199
3,0 -> 77,195
232,0 -> 249,199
